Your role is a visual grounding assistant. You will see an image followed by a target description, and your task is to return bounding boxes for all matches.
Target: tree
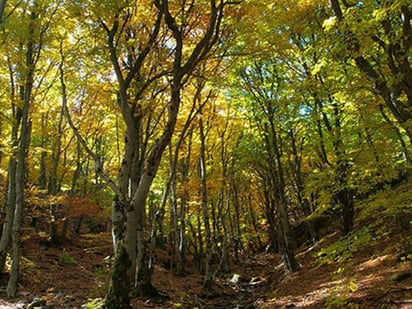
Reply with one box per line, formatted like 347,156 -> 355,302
236,59 -> 299,272
79,1 -> 229,307
0,0 -> 59,296
327,0 -> 412,144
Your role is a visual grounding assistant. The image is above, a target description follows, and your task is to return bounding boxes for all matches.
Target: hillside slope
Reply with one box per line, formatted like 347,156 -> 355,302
0,181 -> 411,308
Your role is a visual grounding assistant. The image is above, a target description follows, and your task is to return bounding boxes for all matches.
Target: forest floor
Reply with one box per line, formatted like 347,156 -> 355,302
0,215 -> 411,308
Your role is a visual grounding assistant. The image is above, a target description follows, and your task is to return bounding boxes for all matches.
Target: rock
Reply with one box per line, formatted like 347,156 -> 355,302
230,273 -> 250,284
27,298 -> 47,309
231,273 -> 241,284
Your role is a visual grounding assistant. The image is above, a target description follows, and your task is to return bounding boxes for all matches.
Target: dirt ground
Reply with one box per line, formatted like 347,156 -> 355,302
0,221 -> 411,308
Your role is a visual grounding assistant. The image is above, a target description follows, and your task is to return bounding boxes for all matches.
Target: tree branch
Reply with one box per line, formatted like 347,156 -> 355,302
59,42 -> 121,197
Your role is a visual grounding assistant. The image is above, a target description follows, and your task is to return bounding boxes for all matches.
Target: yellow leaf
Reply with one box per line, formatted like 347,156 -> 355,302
323,16 -> 337,32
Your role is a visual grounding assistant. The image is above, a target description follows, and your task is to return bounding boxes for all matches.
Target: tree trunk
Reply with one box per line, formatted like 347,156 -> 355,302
7,9 -> 36,296
70,142 -> 82,197
7,113 -> 32,297
199,114 -> 213,288
262,179 -> 278,252
288,129 -> 319,242
38,112 -> 47,190
131,173 -> 157,296
230,178 -> 245,259
0,115 -> 20,274
104,243 -> 132,309
217,192 -> 230,273
268,121 -> 298,272
48,91 -> 65,195
177,196 -> 187,275
0,0 -> 6,23
247,196 -> 263,251
275,199 -> 298,273
0,54 -> 23,276
49,204 -> 59,245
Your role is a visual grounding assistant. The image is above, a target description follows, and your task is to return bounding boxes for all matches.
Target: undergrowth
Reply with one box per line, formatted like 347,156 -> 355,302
317,227 -> 372,265
58,249 -> 77,266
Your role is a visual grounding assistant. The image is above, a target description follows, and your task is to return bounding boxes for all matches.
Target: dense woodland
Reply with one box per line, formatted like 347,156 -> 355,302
0,0 -> 411,308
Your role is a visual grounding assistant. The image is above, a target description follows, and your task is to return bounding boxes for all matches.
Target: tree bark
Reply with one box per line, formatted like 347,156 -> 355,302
6,9 -> 36,296
0,111 -> 21,275
38,112 -> 47,190
199,112 -> 213,288
0,54 -> 22,275
0,0 -> 6,23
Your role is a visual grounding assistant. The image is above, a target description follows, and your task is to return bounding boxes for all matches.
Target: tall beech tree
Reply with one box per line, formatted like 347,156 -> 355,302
87,1 -> 230,307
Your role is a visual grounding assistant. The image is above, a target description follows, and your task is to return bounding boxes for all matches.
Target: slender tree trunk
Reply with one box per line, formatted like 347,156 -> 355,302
177,196 -> 187,274
70,142 -> 82,197
199,113 -> 213,288
170,159 -> 178,271
288,129 -> 319,242
0,0 -> 6,23
230,177 -> 244,258
150,128 -> 195,270
133,161 -> 167,296
176,134 -> 192,275
217,121 -> 232,273
267,119 -> 298,272
330,100 -> 354,235
264,196 -> 278,253
196,211 -> 204,272
48,96 -> 65,195
0,56 -> 22,275
217,193 -> 230,273
38,112 -> 47,190
0,114 -> 20,275
6,9 -> 36,296
7,101 -> 32,298
275,197 -> 298,272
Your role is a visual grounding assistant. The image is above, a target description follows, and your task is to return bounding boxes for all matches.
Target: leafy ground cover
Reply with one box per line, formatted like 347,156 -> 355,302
0,211 -> 411,308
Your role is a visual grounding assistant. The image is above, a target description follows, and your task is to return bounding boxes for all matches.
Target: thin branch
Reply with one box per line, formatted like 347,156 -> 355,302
59,42 -> 121,197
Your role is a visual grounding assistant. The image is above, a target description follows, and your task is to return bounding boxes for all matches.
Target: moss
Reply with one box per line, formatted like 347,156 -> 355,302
103,245 -> 131,309
132,256 -> 158,298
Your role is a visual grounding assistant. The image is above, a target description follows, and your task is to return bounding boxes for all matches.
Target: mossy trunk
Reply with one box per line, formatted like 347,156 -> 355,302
104,245 -> 131,309
133,251 -> 157,297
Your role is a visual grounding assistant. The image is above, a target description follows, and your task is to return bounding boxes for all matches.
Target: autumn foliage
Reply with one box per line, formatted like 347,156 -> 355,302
0,0 -> 410,307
